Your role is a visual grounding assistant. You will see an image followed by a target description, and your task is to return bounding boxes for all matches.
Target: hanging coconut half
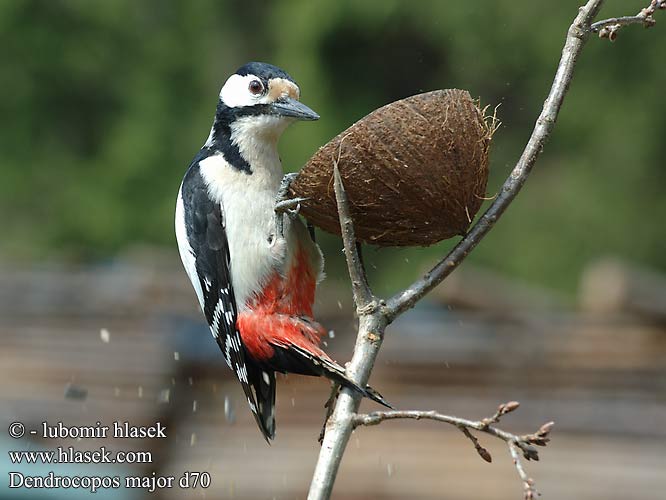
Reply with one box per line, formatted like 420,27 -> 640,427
289,89 -> 495,247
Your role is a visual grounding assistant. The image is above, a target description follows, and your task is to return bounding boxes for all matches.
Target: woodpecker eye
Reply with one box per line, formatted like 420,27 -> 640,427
248,79 -> 263,95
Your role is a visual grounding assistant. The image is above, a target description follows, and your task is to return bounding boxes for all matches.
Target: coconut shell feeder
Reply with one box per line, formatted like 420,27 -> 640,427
289,89 -> 494,247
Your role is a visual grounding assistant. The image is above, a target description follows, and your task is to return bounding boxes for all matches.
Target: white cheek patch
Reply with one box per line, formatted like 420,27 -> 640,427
220,74 -> 301,109
220,74 -> 264,108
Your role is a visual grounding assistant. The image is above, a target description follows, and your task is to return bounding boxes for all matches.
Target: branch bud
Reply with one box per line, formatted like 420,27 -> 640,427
477,446 -> 493,463
521,445 -> 540,461
538,421 -> 555,436
499,401 -> 521,415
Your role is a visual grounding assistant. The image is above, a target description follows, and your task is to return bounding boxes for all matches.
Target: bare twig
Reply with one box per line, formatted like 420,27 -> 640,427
332,165 -> 376,311
459,426 -> 493,463
509,443 -> 539,500
383,0 -> 606,322
309,171 -> 388,499
353,403 -> 554,499
592,0 -> 666,40
352,404 -> 552,461
481,399 -> 521,427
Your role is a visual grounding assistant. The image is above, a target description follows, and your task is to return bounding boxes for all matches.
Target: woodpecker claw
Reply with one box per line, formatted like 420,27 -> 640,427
274,197 -> 307,214
277,172 -> 299,199
274,173 -> 308,237
275,198 -> 306,238
274,172 -> 304,215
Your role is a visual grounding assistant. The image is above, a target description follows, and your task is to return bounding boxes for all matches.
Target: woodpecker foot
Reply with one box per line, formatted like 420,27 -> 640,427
275,171 -> 306,217
275,173 -> 308,237
276,172 -> 299,201
274,197 -> 307,238
274,197 -> 307,215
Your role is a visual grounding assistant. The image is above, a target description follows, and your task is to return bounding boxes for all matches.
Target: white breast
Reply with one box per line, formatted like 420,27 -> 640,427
199,154 -> 284,310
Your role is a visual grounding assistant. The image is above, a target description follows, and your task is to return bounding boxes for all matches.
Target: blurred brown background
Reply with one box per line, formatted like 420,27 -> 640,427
1,0 -> 664,499
2,252 -> 665,499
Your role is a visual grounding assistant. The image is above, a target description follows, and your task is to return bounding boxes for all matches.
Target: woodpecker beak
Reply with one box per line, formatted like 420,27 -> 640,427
270,97 -> 319,121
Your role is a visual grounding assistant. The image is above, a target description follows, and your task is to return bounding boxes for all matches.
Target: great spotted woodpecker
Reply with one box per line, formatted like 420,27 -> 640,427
175,62 -> 390,441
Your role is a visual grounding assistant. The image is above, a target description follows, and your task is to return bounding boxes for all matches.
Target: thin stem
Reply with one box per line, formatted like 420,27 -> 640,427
353,405 -> 553,500
509,443 -> 539,500
591,15 -> 651,31
308,313 -> 387,500
332,165 -> 375,311
591,0 -> 665,39
352,409 -> 534,449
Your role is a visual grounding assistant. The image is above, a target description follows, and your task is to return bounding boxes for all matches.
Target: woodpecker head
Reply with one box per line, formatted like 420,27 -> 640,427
205,62 -> 318,172
209,62 -> 318,146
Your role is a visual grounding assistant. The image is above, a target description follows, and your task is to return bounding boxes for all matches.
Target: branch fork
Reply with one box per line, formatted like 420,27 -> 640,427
351,401 -> 553,499
592,0 -> 666,41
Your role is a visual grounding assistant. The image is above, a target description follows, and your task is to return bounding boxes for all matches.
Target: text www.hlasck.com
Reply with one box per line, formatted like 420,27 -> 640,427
8,447 -> 152,464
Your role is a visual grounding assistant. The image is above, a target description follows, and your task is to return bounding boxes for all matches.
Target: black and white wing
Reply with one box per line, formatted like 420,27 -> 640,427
175,161 -> 275,441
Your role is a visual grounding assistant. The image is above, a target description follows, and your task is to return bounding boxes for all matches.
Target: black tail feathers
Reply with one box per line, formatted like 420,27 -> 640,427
359,383 -> 394,409
315,356 -> 393,409
284,343 -> 394,409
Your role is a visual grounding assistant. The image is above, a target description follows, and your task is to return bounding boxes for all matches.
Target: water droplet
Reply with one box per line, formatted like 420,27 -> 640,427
100,328 -> 110,343
158,388 -> 171,404
224,396 -> 235,423
64,383 -> 87,401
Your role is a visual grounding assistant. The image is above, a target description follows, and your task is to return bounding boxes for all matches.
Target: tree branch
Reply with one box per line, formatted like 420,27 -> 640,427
509,442 -> 540,500
353,402 -> 554,500
591,0 -> 665,41
308,170 -> 388,500
353,404 -> 553,461
383,0 -> 605,322
332,164 -> 376,311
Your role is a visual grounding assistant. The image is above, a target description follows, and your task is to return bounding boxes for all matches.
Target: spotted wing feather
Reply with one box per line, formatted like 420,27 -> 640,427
179,161 -> 274,440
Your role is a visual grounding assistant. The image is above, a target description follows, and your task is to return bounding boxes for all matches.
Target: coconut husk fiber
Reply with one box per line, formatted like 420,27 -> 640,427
289,89 -> 494,247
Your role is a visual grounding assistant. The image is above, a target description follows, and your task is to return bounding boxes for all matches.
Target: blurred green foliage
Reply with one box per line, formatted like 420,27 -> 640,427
1,0 -> 664,294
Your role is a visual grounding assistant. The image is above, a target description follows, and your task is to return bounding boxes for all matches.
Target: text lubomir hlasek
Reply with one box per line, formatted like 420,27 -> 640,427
39,421 -> 166,439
